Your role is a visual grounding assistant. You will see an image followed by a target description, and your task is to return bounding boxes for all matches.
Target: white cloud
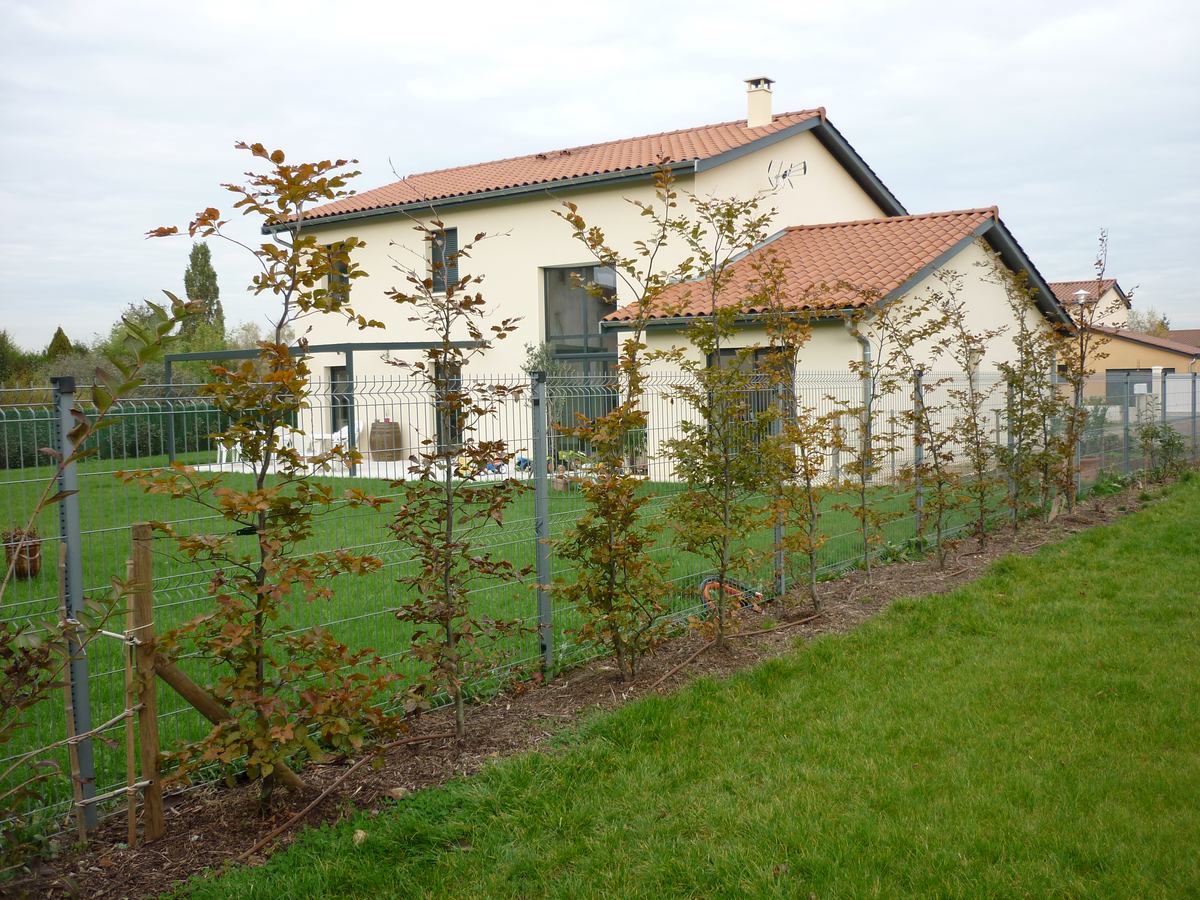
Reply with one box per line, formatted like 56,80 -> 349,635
1,0 -> 1198,351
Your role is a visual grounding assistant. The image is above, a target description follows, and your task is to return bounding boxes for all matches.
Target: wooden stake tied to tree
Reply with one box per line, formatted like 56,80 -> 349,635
124,143 -> 403,803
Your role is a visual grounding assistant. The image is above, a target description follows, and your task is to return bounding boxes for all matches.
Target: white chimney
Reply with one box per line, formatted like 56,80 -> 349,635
745,76 -> 775,128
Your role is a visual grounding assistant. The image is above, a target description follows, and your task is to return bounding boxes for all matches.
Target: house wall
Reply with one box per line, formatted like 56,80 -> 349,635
1099,336 -> 1199,373
634,237 -> 1049,481
296,127 -> 890,443
1095,286 -> 1129,329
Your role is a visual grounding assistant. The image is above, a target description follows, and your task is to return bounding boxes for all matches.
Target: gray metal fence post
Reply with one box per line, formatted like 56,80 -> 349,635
1161,370 -> 1169,429
912,371 -> 924,538
164,358 -> 176,466
345,349 -> 357,478
1121,372 -> 1131,475
1192,372 -> 1197,462
50,376 -> 97,828
530,372 -> 554,672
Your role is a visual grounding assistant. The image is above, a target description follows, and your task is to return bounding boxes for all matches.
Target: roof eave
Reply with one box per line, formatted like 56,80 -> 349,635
601,309 -> 857,331
809,120 -> 908,217
262,159 -> 698,234
263,111 -> 907,234
976,218 -> 1074,327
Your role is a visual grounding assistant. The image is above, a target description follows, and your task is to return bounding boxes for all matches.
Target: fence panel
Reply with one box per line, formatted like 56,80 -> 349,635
2,362 -> 1186,835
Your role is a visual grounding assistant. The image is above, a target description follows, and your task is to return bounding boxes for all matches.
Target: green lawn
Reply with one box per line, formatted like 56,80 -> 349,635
185,478 -> 1200,898
4,446 -> 939,815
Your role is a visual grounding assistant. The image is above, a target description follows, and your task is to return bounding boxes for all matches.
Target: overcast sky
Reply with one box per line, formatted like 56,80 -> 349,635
1,0 -> 1197,351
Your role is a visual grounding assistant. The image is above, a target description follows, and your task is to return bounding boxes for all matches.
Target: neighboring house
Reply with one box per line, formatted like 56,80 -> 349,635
1093,328 -> 1200,376
1048,279 -> 1197,404
1088,327 -> 1200,413
1048,279 -> 1131,329
1166,329 -> 1200,350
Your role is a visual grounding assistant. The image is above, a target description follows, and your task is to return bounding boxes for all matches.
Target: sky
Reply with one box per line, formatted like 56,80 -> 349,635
1,0 -> 1198,351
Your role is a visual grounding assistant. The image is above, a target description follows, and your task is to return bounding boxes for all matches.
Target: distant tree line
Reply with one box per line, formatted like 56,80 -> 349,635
0,242 -> 273,388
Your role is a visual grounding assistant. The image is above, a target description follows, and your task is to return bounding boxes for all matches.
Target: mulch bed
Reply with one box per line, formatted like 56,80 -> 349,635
5,486 -> 1149,899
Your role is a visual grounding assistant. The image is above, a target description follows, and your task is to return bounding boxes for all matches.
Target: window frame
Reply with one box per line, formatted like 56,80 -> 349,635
542,263 -> 619,363
328,365 -> 351,432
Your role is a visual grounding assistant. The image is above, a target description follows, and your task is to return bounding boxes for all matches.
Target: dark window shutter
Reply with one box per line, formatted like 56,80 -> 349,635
431,228 -> 458,294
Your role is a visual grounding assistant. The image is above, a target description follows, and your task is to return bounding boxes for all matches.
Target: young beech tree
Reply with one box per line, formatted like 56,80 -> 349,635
659,192 -> 776,647
755,265 -> 837,610
835,293 -> 930,576
992,271 -> 1061,527
549,167 -> 685,680
384,222 -> 527,739
938,273 -> 1005,546
2,299 -> 194,866
864,288 -> 957,566
1053,230 -> 1118,511
125,143 -> 401,801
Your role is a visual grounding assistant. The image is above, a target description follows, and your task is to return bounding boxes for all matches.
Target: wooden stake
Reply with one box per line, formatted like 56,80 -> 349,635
58,543 -> 88,845
123,558 -> 138,848
131,523 -> 164,841
155,659 -> 305,792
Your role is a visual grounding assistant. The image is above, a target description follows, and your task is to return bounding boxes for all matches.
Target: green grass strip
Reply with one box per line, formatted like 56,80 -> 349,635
184,480 -> 1200,899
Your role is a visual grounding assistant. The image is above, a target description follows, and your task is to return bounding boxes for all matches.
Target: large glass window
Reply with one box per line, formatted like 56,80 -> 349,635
544,265 -> 618,371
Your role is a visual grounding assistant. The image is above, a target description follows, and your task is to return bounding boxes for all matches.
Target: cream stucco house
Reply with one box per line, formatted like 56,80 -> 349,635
290,78 -> 1070,457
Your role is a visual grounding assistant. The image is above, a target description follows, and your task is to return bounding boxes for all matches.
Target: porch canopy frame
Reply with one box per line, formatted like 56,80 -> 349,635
163,341 -> 479,473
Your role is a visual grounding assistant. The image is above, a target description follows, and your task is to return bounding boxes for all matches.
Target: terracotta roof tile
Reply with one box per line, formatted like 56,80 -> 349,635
302,110 -> 824,222
605,208 -> 996,322
1166,329 -> 1200,349
1048,279 -> 1125,307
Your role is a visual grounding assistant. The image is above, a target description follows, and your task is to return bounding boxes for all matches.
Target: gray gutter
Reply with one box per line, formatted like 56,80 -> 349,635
602,310 -> 858,331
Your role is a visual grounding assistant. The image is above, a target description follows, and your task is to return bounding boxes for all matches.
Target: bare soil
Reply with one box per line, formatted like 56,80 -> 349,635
4,486 -> 1149,899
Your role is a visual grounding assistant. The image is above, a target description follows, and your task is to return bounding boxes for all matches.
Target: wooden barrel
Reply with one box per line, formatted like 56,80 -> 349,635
369,420 -> 402,461
3,533 -> 41,580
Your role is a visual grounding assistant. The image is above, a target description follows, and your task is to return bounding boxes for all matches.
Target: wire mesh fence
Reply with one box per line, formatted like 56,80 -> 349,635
2,368 -> 1198,835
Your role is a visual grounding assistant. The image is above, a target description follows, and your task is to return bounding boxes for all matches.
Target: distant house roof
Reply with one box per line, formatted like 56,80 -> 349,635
1166,329 -> 1200,349
1048,279 -> 1131,309
287,109 -> 907,228
1094,326 -> 1200,358
604,208 -> 1069,326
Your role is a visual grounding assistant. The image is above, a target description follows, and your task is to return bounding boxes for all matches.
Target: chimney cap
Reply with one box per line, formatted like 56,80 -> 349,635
744,76 -> 775,89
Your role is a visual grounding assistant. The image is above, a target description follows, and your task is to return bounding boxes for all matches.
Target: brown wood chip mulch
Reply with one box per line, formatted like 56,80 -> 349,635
4,485 -> 1151,900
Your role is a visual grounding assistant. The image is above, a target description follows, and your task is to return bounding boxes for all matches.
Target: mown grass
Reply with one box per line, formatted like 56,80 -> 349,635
4,446 -> 943,814
184,479 -> 1200,898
